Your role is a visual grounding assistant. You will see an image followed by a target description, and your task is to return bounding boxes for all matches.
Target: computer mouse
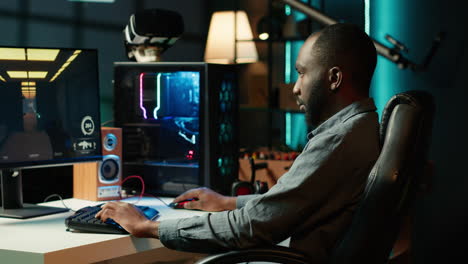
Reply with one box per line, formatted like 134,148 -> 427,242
168,198 -> 197,209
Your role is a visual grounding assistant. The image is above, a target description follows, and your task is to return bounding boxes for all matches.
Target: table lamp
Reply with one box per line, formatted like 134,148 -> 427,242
204,10 -> 258,64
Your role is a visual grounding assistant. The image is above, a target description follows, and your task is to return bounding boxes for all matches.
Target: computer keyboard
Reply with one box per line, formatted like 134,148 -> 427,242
65,204 -> 159,234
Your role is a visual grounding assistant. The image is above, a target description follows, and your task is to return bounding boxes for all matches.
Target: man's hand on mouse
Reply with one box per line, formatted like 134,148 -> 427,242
95,201 -> 159,238
173,187 -> 237,212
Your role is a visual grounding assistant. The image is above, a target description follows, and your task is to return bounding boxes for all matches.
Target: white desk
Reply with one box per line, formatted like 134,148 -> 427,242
0,197 -> 208,264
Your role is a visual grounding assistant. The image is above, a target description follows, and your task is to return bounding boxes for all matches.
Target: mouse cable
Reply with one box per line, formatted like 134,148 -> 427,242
119,174 -> 170,207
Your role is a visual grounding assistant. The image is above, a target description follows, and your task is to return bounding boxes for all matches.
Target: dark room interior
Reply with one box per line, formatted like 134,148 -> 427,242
0,0 -> 467,263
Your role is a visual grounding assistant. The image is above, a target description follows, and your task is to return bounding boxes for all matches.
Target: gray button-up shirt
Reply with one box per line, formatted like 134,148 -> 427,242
159,98 -> 380,263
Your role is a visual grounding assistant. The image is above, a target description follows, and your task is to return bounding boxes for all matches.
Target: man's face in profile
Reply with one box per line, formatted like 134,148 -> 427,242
293,33 -> 328,127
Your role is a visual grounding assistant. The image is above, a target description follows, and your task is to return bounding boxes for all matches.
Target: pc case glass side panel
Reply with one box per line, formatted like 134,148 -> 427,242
139,72 -> 200,120
117,69 -> 201,196
137,71 -> 200,162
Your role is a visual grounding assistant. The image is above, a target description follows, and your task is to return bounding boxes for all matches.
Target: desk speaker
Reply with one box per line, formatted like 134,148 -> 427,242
73,127 -> 122,201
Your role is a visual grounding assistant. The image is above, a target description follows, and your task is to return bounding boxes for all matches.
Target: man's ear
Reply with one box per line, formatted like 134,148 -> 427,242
328,66 -> 342,92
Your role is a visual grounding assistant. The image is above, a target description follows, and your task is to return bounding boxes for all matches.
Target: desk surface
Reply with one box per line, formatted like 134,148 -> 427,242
0,197 -> 208,264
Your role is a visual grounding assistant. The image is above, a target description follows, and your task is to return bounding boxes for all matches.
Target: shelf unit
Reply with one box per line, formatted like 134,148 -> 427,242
235,0 -> 321,151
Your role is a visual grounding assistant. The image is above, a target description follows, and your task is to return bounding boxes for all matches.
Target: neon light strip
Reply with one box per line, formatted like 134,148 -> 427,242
285,4 -> 291,16
285,41 -> 292,84
284,4 -> 292,84
139,72 -> 148,119
285,112 -> 291,146
364,0 -> 370,34
153,73 -> 162,119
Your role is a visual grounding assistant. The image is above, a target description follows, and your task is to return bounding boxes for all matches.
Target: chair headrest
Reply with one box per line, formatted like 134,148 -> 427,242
379,90 -> 435,147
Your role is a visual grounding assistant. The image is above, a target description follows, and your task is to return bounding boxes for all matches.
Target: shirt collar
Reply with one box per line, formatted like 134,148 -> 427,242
307,98 -> 377,139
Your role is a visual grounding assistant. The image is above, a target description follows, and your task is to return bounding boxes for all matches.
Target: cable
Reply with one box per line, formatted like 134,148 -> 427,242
43,194 -> 76,212
120,175 -> 145,203
141,193 -> 170,207
120,174 -> 171,207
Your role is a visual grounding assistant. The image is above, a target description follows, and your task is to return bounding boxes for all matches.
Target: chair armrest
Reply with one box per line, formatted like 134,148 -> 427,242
195,245 -> 311,264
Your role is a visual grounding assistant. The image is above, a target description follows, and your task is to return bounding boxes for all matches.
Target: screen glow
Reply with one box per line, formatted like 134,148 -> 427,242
27,49 -> 59,61
50,50 -> 81,82
7,71 -> 48,79
0,48 -> 26,60
0,48 -> 59,61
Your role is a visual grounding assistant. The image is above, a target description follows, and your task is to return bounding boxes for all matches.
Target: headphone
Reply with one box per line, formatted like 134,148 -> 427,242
231,157 -> 269,196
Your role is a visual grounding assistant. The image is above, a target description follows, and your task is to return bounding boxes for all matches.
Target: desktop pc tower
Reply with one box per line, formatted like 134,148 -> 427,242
113,62 -> 238,196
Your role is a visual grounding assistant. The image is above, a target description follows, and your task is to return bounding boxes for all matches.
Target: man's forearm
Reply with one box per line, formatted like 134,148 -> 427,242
142,220 -> 160,239
223,196 -> 237,210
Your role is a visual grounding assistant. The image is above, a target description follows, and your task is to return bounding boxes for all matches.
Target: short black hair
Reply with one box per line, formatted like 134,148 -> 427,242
312,23 -> 377,95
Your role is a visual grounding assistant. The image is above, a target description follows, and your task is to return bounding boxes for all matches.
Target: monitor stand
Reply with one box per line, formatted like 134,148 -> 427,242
0,169 -> 69,219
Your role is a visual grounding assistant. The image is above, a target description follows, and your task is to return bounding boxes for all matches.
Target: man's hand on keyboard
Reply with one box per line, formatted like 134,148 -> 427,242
95,201 -> 159,238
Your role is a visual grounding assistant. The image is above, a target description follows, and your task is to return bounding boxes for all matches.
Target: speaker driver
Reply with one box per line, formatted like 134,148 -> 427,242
103,133 -> 118,151
99,155 -> 120,183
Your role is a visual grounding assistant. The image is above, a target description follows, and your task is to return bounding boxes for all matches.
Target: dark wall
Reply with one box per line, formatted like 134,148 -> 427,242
369,0 -> 468,262
2,1 -> 465,261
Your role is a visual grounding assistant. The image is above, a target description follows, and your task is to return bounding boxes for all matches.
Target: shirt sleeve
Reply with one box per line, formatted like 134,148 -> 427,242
158,132 -> 348,253
236,194 -> 260,208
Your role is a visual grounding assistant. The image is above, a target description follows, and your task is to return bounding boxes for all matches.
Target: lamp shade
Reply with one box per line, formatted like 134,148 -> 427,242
204,11 -> 258,64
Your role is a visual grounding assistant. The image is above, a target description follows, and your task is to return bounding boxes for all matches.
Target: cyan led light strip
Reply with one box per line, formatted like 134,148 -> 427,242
284,4 -> 292,84
285,41 -> 292,84
285,112 -> 292,146
370,0 -> 398,115
285,5 -> 292,16
153,73 -> 162,119
365,0 -> 370,34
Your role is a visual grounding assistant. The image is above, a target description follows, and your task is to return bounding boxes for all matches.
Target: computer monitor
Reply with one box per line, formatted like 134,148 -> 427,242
0,46 -> 102,219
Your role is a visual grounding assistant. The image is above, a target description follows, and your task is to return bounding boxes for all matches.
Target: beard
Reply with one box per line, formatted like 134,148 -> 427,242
304,79 -> 327,128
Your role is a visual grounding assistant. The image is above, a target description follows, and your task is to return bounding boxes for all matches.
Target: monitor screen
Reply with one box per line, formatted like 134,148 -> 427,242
0,46 -> 102,219
0,46 -> 102,168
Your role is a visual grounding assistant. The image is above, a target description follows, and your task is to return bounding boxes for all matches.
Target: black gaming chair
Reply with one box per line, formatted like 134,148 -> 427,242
195,90 -> 435,264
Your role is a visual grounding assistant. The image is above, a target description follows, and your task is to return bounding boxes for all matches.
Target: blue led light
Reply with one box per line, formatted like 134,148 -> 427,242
365,0 -> 370,34
285,5 -> 292,16
285,41 -> 292,84
369,1 -> 401,116
285,112 -> 292,146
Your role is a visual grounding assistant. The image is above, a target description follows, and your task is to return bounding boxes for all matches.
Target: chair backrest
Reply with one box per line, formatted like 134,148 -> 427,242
330,90 -> 435,264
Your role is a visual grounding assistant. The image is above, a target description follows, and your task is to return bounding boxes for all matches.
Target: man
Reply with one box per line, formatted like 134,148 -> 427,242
96,23 -> 380,263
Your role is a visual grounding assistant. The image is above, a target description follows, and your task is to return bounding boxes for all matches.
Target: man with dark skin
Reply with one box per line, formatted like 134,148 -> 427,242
96,23 -> 379,263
